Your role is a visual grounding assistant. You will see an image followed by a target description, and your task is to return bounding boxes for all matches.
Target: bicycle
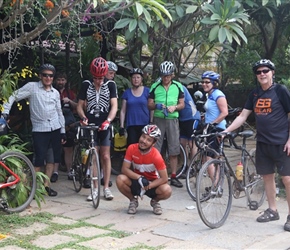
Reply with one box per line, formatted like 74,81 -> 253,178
160,134 -> 187,179
195,130 -> 265,229
0,151 -> 36,213
185,128 -> 219,201
71,124 -> 101,209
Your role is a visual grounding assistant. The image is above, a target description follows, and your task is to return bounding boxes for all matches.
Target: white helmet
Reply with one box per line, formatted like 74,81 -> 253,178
159,61 -> 175,76
194,90 -> 203,100
142,124 -> 161,139
107,61 -> 118,72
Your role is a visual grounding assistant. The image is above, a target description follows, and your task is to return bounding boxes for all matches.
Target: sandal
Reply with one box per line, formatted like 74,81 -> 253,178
127,198 -> 138,214
257,208 -> 280,222
150,199 -> 162,215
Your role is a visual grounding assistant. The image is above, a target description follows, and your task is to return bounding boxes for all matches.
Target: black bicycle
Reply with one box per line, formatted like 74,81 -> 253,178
196,130 -> 265,229
71,124 -> 101,209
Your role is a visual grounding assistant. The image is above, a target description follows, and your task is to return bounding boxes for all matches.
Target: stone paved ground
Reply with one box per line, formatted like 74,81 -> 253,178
1,135 -> 290,249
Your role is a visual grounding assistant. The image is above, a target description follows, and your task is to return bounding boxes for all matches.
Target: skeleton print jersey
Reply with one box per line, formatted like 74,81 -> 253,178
78,79 -> 118,125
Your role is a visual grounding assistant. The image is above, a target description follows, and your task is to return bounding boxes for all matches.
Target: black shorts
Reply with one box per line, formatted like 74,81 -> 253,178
256,141 -> 290,176
179,120 -> 194,140
130,179 -> 157,199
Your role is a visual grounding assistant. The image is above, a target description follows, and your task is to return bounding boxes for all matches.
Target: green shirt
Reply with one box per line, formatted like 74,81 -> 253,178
149,80 -> 184,119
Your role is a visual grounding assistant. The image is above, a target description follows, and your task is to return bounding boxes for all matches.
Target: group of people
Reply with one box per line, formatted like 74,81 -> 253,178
1,57 -> 290,232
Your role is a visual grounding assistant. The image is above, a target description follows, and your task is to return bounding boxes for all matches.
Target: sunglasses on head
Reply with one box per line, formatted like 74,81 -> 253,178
42,73 -> 54,78
201,80 -> 211,84
255,69 -> 271,75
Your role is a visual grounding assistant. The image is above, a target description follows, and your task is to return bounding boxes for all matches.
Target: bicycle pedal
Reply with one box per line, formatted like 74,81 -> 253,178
249,201 -> 258,210
0,199 -> 8,210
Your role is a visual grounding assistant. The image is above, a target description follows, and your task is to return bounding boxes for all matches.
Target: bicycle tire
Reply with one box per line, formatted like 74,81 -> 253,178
72,144 -> 83,192
162,144 -> 187,179
0,151 -> 36,213
244,148 -> 265,209
196,158 -> 232,229
186,148 -> 217,201
89,149 -> 101,209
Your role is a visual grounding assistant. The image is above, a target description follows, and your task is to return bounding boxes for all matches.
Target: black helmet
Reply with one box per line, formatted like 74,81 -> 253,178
39,64 -> 56,74
129,68 -> 143,77
252,59 -> 275,73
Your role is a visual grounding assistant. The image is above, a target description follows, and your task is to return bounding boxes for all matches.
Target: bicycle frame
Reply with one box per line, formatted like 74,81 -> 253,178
0,161 -> 20,188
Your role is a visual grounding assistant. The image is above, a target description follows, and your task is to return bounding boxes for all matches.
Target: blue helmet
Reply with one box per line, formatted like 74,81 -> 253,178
202,71 -> 220,86
252,59 -> 275,73
0,118 -> 7,136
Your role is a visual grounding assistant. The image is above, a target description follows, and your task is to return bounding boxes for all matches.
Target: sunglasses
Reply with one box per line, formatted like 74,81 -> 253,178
255,69 -> 271,75
201,81 -> 211,84
42,73 -> 54,78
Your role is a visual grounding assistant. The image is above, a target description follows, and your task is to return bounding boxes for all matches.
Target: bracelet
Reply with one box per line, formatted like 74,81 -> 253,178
107,118 -> 112,123
175,105 -> 178,110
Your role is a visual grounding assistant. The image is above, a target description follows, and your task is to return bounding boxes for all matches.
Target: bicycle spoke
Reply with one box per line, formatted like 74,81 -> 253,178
72,144 -> 83,192
245,149 -> 265,210
196,159 -> 232,229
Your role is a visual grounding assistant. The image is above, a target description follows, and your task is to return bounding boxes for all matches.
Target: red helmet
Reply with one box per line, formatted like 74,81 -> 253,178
90,57 -> 108,77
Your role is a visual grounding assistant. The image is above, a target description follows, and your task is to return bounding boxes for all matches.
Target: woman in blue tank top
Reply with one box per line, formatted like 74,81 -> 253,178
119,68 -> 151,145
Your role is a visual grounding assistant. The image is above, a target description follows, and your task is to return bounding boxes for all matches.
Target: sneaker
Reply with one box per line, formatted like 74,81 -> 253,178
67,169 -> 74,180
150,199 -> 162,215
127,198 -> 138,214
45,186 -> 58,197
284,215 -> 290,232
101,178 -> 113,187
170,177 -> 183,188
50,172 -> 58,183
87,189 -> 98,201
103,188 -> 114,200
257,208 -> 280,222
83,177 -> 91,188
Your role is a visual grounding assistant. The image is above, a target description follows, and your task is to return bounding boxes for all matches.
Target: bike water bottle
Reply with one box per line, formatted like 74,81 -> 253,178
235,162 -> 243,181
81,149 -> 89,165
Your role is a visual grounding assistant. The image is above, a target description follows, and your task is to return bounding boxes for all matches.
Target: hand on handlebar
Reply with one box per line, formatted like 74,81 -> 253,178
99,120 -> 110,131
80,117 -> 88,126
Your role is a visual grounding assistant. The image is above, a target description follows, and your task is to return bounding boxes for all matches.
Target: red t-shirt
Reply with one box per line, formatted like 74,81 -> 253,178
124,143 -> 166,181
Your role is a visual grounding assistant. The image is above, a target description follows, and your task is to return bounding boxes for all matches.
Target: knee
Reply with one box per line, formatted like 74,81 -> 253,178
282,176 -> 290,187
116,174 -> 128,187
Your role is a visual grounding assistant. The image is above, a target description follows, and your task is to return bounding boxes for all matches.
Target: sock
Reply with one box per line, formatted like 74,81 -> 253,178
171,174 -> 176,179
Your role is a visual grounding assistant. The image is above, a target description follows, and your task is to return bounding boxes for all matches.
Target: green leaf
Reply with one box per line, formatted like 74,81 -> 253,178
141,0 -> 172,21
175,5 -> 184,18
186,5 -> 198,14
209,25 -> 219,42
135,2 -> 144,16
201,17 -> 217,25
141,32 -> 149,44
114,18 -> 132,29
138,19 -> 147,33
218,27 -> 227,43
143,8 -> 152,26
211,13 -> 222,21
129,19 -> 138,33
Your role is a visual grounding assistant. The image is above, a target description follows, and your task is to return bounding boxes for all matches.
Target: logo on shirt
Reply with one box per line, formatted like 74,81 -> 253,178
254,98 -> 272,115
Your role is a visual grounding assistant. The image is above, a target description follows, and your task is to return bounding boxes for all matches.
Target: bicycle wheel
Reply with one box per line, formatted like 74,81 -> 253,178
71,144 -> 83,192
244,148 -> 265,210
186,148 -> 217,201
0,151 -> 36,213
196,158 -> 232,229
162,144 -> 187,178
88,149 -> 101,209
